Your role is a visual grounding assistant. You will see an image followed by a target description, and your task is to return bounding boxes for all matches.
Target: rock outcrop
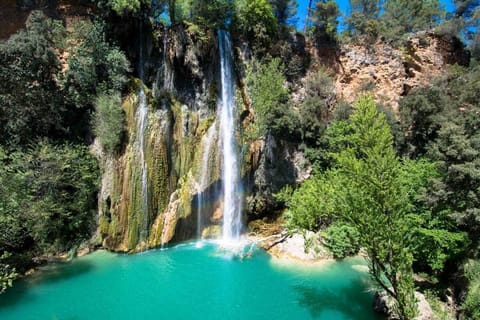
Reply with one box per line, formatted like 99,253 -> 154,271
312,32 -> 469,112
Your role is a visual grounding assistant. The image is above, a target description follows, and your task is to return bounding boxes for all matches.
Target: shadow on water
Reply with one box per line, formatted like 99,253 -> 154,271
293,276 -> 384,320
0,260 -> 94,309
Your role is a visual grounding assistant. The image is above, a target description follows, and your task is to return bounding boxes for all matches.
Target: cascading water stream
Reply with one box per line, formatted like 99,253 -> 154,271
137,25 -> 149,242
218,30 -> 242,243
136,88 -> 149,241
196,122 -> 217,238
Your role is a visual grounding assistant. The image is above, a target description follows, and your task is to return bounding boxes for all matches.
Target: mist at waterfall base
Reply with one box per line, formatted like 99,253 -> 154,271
0,242 -> 384,320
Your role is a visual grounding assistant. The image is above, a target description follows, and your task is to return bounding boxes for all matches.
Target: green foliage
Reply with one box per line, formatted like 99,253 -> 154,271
190,0 -> 233,29
399,66 -> 480,251
327,95 -> 421,318
63,21 -> 130,109
323,222 -> 361,259
0,11 -> 64,145
93,92 -> 125,154
270,0 -> 298,26
312,0 -> 340,42
280,177 -> 333,231
95,0 -> 149,14
110,0 -> 144,13
381,0 -> 443,43
298,69 -> 334,144
246,58 -> 298,138
286,96 -> 450,318
462,259 -> 480,320
232,0 -> 277,53
0,142 -> 99,256
346,0 -> 381,41
344,0 -> 446,44
0,253 -> 17,294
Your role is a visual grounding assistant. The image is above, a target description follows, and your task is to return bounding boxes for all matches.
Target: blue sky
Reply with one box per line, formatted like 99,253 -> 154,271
294,0 -> 456,31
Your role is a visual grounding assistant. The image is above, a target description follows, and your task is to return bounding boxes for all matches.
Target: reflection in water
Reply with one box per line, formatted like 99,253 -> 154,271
294,279 -> 375,319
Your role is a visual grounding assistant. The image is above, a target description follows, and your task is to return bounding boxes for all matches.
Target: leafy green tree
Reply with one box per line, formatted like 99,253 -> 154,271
63,21 -> 130,110
0,143 -> 99,254
382,0 -> 443,42
399,66 -> 480,252
232,0 -> 277,53
298,69 -> 334,144
286,96 -> 449,318
0,11 -> 64,145
93,93 -> 125,154
189,0 -> 233,29
21,142 -> 99,252
95,0 -> 149,14
312,0 -> 340,42
326,96 -> 419,319
346,0 -> 382,41
246,58 -> 298,138
270,0 -> 298,26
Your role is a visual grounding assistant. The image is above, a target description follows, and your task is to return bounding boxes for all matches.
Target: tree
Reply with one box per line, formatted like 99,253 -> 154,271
286,96 -> 448,318
189,0 -> 233,29
399,66 -> 480,252
63,21 -> 130,110
245,58 -> 299,139
0,11 -> 64,145
453,0 -> 480,18
346,0 -> 382,40
232,0 -> 277,53
312,0 -> 340,42
324,96 -> 419,319
350,0 -> 379,18
382,0 -> 443,42
270,0 -> 298,26
94,0 -> 149,14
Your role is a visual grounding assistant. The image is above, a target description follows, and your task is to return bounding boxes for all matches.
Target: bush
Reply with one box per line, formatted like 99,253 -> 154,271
246,58 -> 299,139
462,260 -> 480,320
0,142 -> 99,254
63,21 -> 130,109
93,93 -> 125,154
232,0 -> 277,54
298,70 -> 335,143
323,223 -> 361,259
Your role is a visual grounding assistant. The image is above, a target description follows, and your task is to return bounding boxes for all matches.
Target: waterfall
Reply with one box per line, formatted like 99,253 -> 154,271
196,121 -> 217,238
218,30 -> 242,242
136,88 -> 149,241
137,24 -> 149,242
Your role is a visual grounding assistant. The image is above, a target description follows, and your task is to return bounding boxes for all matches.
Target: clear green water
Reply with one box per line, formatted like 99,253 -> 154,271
0,241 -> 384,320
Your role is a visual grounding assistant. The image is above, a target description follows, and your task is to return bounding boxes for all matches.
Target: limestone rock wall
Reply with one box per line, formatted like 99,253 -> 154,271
333,32 -> 469,112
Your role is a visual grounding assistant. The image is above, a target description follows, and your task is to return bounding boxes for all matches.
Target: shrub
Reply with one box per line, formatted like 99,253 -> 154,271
462,260 -> 480,320
93,93 -> 125,154
323,222 -> 361,259
245,58 -> 299,139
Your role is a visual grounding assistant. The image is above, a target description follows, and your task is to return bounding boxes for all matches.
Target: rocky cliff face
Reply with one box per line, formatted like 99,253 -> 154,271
331,32 -> 469,111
